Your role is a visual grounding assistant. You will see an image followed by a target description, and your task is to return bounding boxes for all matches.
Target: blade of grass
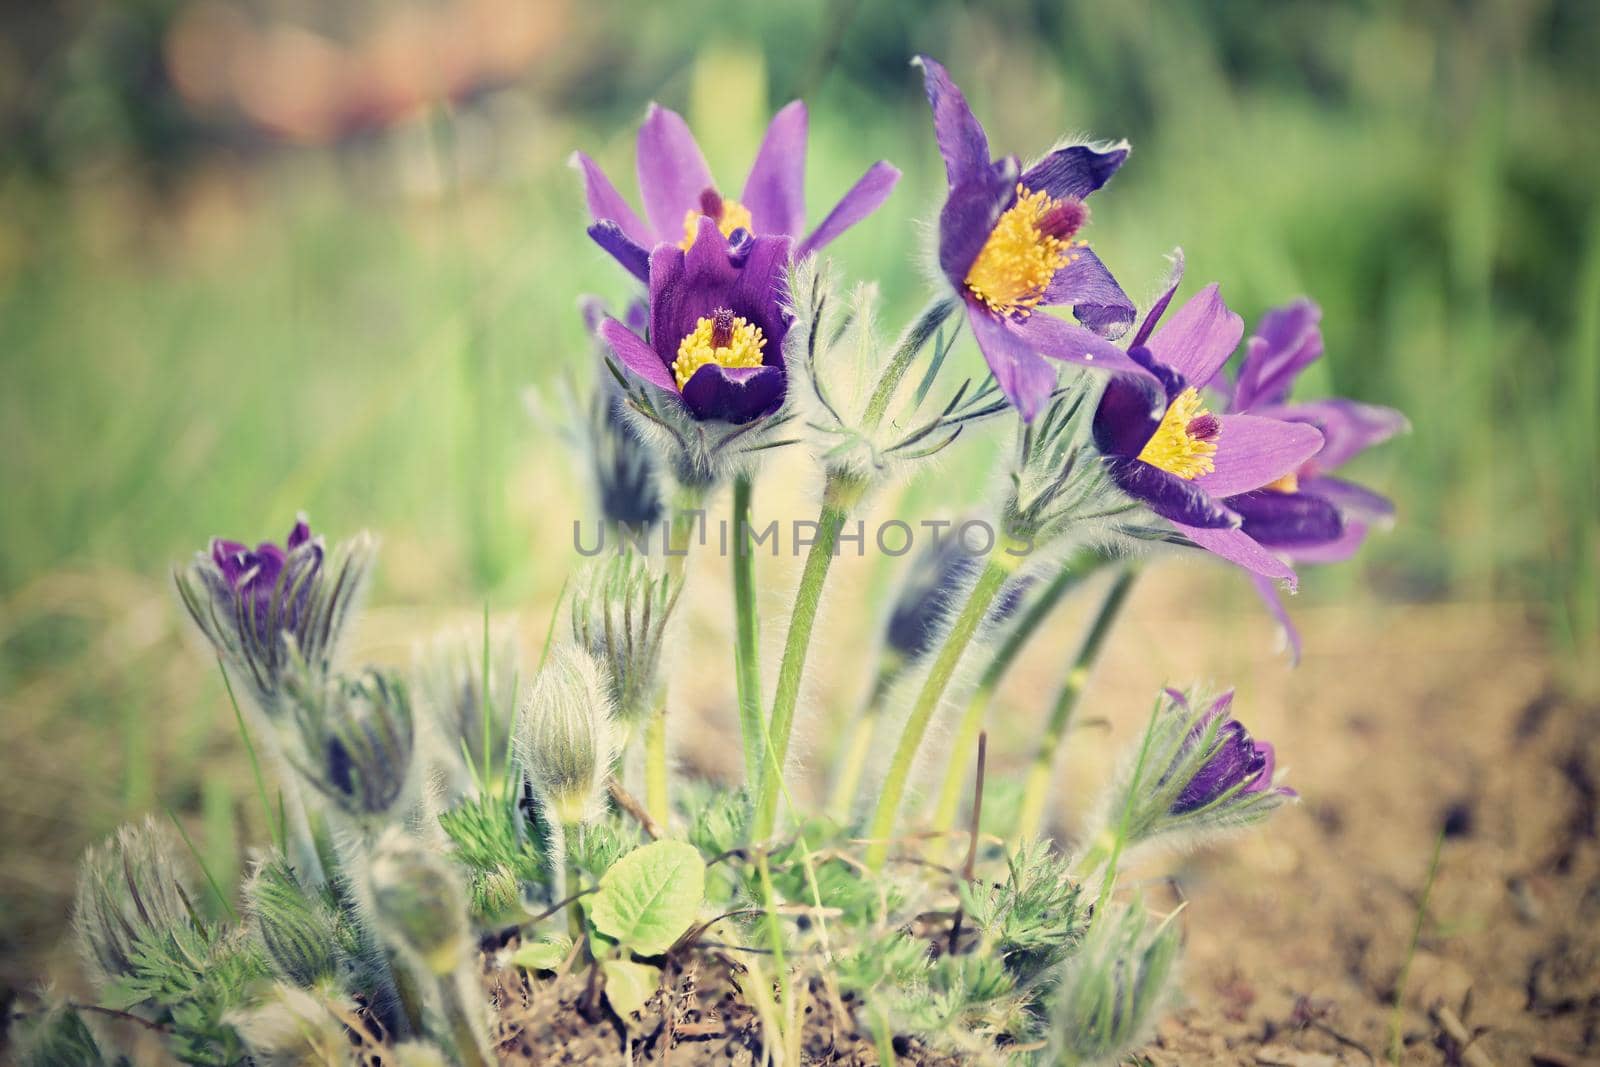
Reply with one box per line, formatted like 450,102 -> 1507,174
165,806 -> 238,921
218,657 -> 281,852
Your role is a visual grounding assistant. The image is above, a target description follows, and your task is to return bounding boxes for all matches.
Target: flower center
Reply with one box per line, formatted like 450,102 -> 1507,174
680,187 -> 754,249
671,308 -> 766,389
1262,472 -> 1300,493
1138,387 -> 1220,480
963,184 -> 1085,318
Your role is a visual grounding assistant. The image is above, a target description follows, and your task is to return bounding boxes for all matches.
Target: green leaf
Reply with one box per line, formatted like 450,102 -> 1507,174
587,840 -> 704,955
601,958 -> 660,1018
511,938 -> 570,972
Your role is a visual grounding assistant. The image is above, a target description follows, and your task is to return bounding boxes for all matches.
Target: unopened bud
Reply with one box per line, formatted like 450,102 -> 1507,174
291,669 -> 415,820
515,644 -> 618,826
72,817 -> 194,989
14,1005 -> 104,1067
368,828 -> 470,977
570,551 -> 681,726
1050,897 -> 1180,1065
245,857 -> 339,987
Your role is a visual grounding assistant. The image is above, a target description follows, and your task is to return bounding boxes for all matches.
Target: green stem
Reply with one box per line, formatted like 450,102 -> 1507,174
825,664 -> 898,822
860,297 -> 959,430
929,550 -> 1102,835
1011,567 -> 1138,848
439,974 -> 493,1067
752,470 -> 865,840
643,706 -> 670,829
864,556 -> 1014,871
731,473 -> 765,791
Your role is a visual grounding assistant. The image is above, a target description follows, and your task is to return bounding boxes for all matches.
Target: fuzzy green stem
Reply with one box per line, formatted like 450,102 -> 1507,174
439,973 -> 493,1067
1011,567 -> 1138,848
928,550 -> 1102,836
864,556 -> 1014,871
860,296 -> 959,430
825,665 -> 898,822
642,706 -> 670,829
731,473 -> 765,790
752,470 -> 866,840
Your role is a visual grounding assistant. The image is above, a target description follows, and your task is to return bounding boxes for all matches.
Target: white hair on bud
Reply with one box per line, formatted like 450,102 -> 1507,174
515,643 -> 619,827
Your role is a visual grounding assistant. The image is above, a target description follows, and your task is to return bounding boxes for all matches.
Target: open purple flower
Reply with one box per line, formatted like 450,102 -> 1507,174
1091,256 -> 1331,588
574,100 -> 900,282
1213,300 -> 1408,656
597,217 -> 792,424
1164,689 -> 1294,815
916,56 -> 1149,421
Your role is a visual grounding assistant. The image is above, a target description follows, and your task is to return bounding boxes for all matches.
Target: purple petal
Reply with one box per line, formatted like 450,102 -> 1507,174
1248,571 -> 1302,664
1175,522 -> 1298,588
1019,142 -> 1129,201
742,100 -> 808,238
1233,299 -> 1322,410
1228,489 -> 1345,548
286,520 -> 312,550
966,303 -> 1058,422
796,161 -> 901,259
1265,398 -> 1410,470
1041,247 -> 1135,338
636,103 -> 714,241
1010,311 -> 1151,377
570,150 -> 653,246
1194,414 -> 1323,497
1300,474 -> 1394,522
1145,283 -> 1244,387
1093,374 -> 1166,458
913,55 -> 991,187
938,160 -> 1020,287
1108,457 -> 1239,529
1289,518 -> 1370,563
599,316 -> 676,393
587,220 -> 651,283
579,294 -> 607,335
679,363 -> 786,423
1130,250 -> 1185,349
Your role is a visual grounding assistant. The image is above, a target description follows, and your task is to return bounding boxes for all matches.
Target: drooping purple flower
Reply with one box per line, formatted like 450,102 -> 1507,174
915,56 -> 1150,422
1164,689 -> 1294,815
597,217 -> 792,424
1215,301 -> 1408,658
1090,255 -> 1333,588
883,528 -> 1030,664
574,100 -> 900,282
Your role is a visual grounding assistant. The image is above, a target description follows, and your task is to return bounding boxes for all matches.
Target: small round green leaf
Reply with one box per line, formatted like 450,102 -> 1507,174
510,938 -> 570,972
601,958 -> 660,1018
587,840 -> 705,955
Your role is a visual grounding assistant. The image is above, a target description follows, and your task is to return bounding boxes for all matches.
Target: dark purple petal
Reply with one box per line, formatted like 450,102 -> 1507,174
913,55 -> 991,187
795,161 -> 901,259
587,220 -> 651,283
1175,522 -> 1298,588
570,150 -> 654,246
937,160 -> 1020,287
679,363 -> 785,423
742,100 -> 808,238
1248,571 -> 1302,664
636,103 -> 715,241
1019,142 -> 1129,201
1107,457 -> 1239,529
1092,374 -> 1166,458
1145,283 -> 1244,388
286,520 -> 311,550
1227,489 -> 1345,548
1264,398 -> 1409,471
1194,415 -> 1324,497
649,218 -> 793,353
211,539 -> 250,584
1289,518 -> 1370,563
1010,310 -> 1151,377
1300,474 -> 1394,522
1130,250 -> 1185,349
1232,299 -> 1322,410
966,303 -> 1058,423
599,316 -> 676,392
1041,247 -> 1135,338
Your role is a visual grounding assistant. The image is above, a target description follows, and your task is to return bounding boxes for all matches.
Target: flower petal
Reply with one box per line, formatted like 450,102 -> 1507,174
587,220 -> 651,283
598,316 -> 676,392
1228,489 -> 1345,547
1010,311 -> 1151,377
796,161 -> 901,259
1174,522 -> 1298,588
1248,572 -> 1302,664
1300,474 -> 1394,522
1194,414 -> 1323,497
1264,398 -> 1410,470
1130,249 -> 1186,349
1233,299 -> 1322,410
1093,374 -> 1165,458
938,160 -> 1020,286
679,363 -> 786,424
913,55 -> 991,187
570,150 -> 653,246
966,303 -> 1058,422
742,100 -> 808,238
1041,247 -> 1135,337
1289,518 -> 1370,563
1020,142 -> 1129,201
636,103 -> 715,241
1107,457 -> 1238,529
1145,283 -> 1244,387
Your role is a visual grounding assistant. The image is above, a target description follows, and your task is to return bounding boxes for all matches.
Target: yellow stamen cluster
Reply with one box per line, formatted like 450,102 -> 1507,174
672,315 -> 766,389
1262,472 -> 1300,493
1138,387 -> 1220,480
680,198 -> 754,249
963,185 -> 1077,317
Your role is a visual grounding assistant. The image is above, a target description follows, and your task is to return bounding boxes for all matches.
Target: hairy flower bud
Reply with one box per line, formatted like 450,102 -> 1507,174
290,668 -> 415,821
72,817 -> 193,988
176,518 -> 375,716
1050,897 -> 1181,1065
244,857 -> 339,987
570,550 -> 681,726
14,1005 -> 105,1067
515,644 -> 618,826
368,828 -> 470,977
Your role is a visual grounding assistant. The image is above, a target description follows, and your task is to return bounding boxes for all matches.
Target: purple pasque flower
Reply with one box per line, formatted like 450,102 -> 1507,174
1091,255 -> 1331,588
574,100 -> 900,282
1216,300 -> 1408,657
1164,689 -> 1294,815
915,55 -> 1149,422
207,519 -> 322,647
597,216 -> 792,425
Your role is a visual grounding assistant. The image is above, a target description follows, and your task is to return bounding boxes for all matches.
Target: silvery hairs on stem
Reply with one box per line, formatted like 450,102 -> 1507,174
570,549 -> 682,730
1049,896 -> 1182,1066
72,816 -> 195,990
514,643 -> 619,827
787,258 -> 1013,481
175,521 -> 376,718
285,666 -> 417,825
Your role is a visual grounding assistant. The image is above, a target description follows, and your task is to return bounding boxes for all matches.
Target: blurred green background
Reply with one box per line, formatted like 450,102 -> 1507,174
1,0 -> 1596,995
